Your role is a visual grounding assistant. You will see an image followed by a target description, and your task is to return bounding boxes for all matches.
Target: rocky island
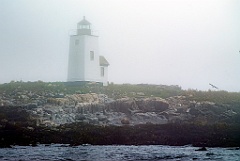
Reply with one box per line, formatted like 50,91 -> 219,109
0,81 -> 240,147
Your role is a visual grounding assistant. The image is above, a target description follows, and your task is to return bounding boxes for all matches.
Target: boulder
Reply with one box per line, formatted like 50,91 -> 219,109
75,114 -> 86,120
88,117 -> 99,124
107,97 -> 169,114
121,117 -> 130,125
131,112 -> 168,125
136,97 -> 169,112
107,98 -> 138,115
97,115 -> 108,122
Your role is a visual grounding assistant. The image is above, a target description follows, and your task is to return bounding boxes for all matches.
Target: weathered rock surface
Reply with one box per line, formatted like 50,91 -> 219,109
0,91 -> 238,126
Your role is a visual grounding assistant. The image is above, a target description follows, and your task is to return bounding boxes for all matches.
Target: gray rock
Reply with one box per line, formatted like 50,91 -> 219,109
97,115 -> 108,121
131,112 -> 168,124
88,117 -> 99,124
76,114 -> 86,120
26,103 -> 38,109
1,90 -> 234,127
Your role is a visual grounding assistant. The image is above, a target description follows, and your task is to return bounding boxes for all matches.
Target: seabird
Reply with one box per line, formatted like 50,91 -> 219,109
209,83 -> 218,89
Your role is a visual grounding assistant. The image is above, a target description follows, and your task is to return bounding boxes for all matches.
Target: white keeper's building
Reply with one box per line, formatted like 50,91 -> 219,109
67,17 -> 109,86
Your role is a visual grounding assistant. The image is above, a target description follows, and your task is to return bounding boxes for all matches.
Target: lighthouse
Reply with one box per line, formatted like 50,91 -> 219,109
67,17 -> 109,86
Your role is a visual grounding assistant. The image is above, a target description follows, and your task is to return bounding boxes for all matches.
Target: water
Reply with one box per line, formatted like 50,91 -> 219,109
0,144 -> 239,161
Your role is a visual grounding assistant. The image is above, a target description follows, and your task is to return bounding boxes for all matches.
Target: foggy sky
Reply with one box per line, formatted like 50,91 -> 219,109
0,0 -> 240,92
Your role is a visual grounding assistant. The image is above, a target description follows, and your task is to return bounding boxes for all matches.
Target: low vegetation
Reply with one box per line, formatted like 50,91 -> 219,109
1,80 -> 239,100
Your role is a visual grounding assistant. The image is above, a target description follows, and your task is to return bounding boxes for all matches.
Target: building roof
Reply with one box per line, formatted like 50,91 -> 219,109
78,16 -> 91,25
99,56 -> 109,66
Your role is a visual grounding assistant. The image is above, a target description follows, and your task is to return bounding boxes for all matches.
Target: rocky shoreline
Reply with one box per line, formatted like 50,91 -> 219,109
1,92 -> 238,127
0,114 -> 240,148
0,82 -> 240,147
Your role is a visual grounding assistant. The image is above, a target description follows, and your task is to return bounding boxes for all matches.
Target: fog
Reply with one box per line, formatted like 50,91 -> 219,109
0,0 -> 239,91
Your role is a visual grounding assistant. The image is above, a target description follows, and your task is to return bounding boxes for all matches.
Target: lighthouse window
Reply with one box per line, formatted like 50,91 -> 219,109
75,39 -> 79,45
79,25 -> 89,29
90,51 -> 94,61
101,67 -> 104,77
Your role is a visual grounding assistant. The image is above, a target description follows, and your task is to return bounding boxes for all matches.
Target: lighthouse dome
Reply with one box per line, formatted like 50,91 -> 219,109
77,16 -> 91,35
78,16 -> 91,26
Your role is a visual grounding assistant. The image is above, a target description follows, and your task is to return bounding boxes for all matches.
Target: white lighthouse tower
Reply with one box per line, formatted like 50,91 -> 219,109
67,17 -> 109,86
